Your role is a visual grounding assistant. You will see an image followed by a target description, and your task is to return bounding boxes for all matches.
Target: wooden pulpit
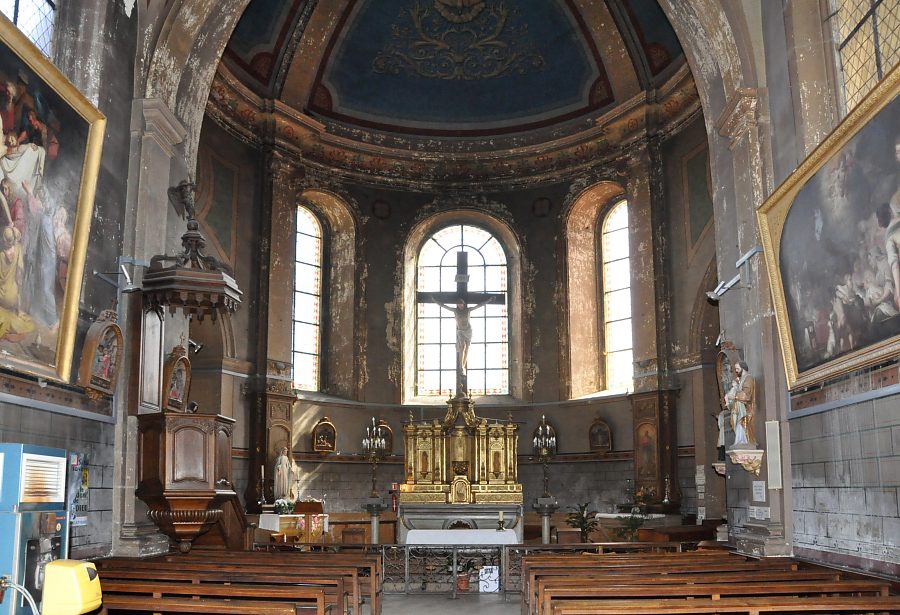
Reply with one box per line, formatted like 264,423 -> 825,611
136,411 -> 247,552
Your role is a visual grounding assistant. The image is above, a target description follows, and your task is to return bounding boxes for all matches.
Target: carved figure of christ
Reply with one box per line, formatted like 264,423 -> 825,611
417,251 -> 506,397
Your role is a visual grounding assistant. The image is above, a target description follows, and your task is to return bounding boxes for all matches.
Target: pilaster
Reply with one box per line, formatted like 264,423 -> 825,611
113,98 -> 187,556
715,88 -> 790,556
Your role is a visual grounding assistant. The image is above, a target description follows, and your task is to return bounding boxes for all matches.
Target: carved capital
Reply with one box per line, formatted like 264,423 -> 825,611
715,88 -> 759,150
133,98 -> 187,158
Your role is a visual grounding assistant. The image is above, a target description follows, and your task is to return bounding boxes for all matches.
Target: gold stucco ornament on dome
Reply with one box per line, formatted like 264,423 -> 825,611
142,181 -> 242,322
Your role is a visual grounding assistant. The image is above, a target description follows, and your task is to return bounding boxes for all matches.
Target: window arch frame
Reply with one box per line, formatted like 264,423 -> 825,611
401,209 -> 523,404
280,189 -> 359,400
563,182 -> 632,398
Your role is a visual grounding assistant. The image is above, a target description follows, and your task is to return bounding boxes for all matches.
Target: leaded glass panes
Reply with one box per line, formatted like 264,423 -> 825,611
0,0 -> 55,57
416,224 -> 509,397
293,206 -> 322,391
602,200 -> 633,392
832,0 -> 900,112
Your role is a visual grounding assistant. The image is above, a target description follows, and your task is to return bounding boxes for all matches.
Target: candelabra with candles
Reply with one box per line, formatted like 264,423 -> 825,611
532,414 -> 557,498
362,417 -> 389,497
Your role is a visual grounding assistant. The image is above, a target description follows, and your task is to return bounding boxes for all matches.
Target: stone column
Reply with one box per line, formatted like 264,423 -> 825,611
624,142 -> 678,510
245,153 -> 301,511
715,89 -> 790,557
113,99 -> 187,556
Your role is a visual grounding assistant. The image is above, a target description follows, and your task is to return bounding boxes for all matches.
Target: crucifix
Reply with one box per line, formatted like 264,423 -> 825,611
417,251 -> 506,397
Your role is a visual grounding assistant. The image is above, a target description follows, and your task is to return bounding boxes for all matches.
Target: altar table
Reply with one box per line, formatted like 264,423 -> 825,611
405,528 -> 518,545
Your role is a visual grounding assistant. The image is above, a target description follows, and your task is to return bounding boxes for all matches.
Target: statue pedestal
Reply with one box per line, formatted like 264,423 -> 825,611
365,497 -> 386,544
532,497 -> 558,544
398,503 -> 523,543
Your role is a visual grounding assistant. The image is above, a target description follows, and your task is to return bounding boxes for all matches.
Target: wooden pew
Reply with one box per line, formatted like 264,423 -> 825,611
160,549 -> 383,615
538,579 -> 889,615
531,568 -> 844,614
521,552 -> 796,614
549,595 -> 900,614
96,561 -> 352,614
99,580 -> 331,615
169,548 -> 383,615
98,595 -> 296,615
522,554 -> 795,612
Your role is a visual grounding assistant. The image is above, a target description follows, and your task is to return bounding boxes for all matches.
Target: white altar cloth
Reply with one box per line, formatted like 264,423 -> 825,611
405,529 -> 518,545
258,513 -> 329,532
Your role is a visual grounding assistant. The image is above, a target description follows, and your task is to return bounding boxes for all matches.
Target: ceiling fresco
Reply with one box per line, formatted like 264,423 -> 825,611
623,0 -> 682,76
219,0 -> 686,142
222,0 -> 309,96
307,0 -> 611,135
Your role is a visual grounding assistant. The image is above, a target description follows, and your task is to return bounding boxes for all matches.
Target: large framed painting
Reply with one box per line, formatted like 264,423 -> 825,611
0,15 -> 105,382
758,66 -> 900,389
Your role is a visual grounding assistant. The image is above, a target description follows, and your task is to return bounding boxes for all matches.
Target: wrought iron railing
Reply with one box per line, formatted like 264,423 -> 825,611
255,540 -> 685,601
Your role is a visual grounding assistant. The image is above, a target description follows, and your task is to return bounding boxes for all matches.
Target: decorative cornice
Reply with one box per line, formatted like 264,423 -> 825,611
134,98 -> 188,158
715,88 -> 759,151
206,64 -> 699,189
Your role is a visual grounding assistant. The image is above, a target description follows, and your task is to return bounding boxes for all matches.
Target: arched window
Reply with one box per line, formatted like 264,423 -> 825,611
601,200 -> 633,392
292,205 -> 322,391
0,0 -> 56,56
416,224 -> 509,397
831,0 -> 900,112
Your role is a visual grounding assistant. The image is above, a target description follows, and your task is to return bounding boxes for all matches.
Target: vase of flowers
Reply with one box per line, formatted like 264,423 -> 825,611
273,498 -> 294,515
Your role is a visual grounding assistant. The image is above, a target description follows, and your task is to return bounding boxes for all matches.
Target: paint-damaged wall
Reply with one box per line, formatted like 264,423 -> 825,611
0,0 -> 136,559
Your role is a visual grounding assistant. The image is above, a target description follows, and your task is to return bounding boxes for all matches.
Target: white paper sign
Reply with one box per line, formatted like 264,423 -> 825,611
695,465 -> 706,486
479,566 -> 500,593
748,506 -> 770,520
752,481 -> 766,502
697,506 -> 706,522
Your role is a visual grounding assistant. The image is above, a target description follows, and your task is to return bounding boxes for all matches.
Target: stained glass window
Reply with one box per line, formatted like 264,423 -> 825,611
293,206 -> 322,391
830,0 -> 900,112
602,200 -> 633,392
0,0 -> 55,57
416,224 -> 508,397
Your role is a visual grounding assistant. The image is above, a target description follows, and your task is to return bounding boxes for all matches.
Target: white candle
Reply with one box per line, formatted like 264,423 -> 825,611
498,511 -> 504,522
261,464 -> 264,480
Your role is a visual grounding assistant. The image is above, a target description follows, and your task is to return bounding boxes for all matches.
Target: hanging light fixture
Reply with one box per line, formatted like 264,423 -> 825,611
142,181 -> 242,321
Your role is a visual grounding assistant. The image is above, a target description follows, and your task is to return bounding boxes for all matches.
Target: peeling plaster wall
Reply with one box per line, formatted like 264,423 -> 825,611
193,117 -> 263,457
0,0 -> 136,558
339,180 -> 571,404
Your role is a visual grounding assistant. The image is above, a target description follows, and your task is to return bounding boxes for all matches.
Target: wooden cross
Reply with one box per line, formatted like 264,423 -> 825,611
416,251 -> 506,397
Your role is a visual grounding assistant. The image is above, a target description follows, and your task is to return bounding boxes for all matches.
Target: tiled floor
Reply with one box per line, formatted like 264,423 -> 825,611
370,594 -> 519,614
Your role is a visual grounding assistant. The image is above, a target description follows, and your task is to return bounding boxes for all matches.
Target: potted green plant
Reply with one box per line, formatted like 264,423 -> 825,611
566,502 -> 599,542
613,509 -> 646,541
447,554 -> 477,592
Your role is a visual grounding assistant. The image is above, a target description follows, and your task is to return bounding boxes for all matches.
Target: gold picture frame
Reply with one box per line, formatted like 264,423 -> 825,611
76,308 -> 123,400
0,14 -> 105,382
758,65 -> 900,389
311,416 -> 336,455
588,417 -> 612,453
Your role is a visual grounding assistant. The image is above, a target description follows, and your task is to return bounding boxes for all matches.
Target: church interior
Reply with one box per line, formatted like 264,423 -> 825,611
1,0 -> 899,613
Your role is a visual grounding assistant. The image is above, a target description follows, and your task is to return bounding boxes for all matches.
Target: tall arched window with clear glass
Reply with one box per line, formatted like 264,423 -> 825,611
293,205 -> 322,392
602,200 -> 633,392
416,224 -> 509,397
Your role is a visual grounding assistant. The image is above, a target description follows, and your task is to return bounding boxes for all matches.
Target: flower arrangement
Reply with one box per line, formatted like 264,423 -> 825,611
273,498 -> 295,515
